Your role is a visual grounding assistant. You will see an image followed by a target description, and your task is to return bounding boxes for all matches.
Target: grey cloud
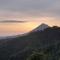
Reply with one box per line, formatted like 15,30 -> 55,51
0,0 -> 60,19
0,0 -> 54,11
0,20 -> 27,23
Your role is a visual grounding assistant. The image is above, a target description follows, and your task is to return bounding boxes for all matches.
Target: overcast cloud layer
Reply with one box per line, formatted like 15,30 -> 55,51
0,0 -> 60,21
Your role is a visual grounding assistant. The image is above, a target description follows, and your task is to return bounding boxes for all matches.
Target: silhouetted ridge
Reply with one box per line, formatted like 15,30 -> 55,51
0,25 -> 60,60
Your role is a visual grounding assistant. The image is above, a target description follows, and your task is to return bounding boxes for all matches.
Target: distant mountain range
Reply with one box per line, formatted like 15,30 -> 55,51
0,23 -> 60,60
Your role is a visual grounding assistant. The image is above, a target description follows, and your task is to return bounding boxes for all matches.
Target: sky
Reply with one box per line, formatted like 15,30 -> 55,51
0,0 -> 60,24
0,0 -> 60,36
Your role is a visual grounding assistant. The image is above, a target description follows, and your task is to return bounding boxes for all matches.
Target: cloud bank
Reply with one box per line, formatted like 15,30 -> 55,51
0,0 -> 60,21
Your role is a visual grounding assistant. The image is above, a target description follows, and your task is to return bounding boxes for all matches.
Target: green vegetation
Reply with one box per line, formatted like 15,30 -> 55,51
26,48 -> 60,60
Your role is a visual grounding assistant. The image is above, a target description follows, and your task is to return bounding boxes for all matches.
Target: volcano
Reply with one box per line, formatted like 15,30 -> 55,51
31,23 -> 49,32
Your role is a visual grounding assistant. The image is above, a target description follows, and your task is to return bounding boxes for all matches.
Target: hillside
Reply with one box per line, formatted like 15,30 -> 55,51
0,25 -> 60,60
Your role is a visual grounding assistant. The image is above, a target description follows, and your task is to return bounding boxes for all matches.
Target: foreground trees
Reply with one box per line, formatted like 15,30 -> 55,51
26,48 -> 60,60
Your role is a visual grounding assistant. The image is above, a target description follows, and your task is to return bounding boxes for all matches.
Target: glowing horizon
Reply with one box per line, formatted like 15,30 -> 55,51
0,0 -> 60,36
0,19 -> 60,37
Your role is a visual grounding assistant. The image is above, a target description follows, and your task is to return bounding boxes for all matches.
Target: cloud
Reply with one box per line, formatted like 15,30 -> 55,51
0,0 -> 60,21
0,20 -> 27,23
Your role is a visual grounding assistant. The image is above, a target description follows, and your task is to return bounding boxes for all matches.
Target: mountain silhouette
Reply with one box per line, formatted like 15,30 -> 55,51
0,24 -> 60,60
31,23 -> 49,32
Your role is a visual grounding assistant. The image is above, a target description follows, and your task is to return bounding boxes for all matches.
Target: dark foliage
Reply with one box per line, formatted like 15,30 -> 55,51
0,26 -> 60,60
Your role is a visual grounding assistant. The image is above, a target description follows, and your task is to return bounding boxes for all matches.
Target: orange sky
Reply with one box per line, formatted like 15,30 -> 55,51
0,16 -> 60,37
0,22 -> 39,36
0,19 -> 60,35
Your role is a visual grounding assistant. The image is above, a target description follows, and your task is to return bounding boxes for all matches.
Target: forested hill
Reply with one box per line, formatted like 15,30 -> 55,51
0,26 -> 60,60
